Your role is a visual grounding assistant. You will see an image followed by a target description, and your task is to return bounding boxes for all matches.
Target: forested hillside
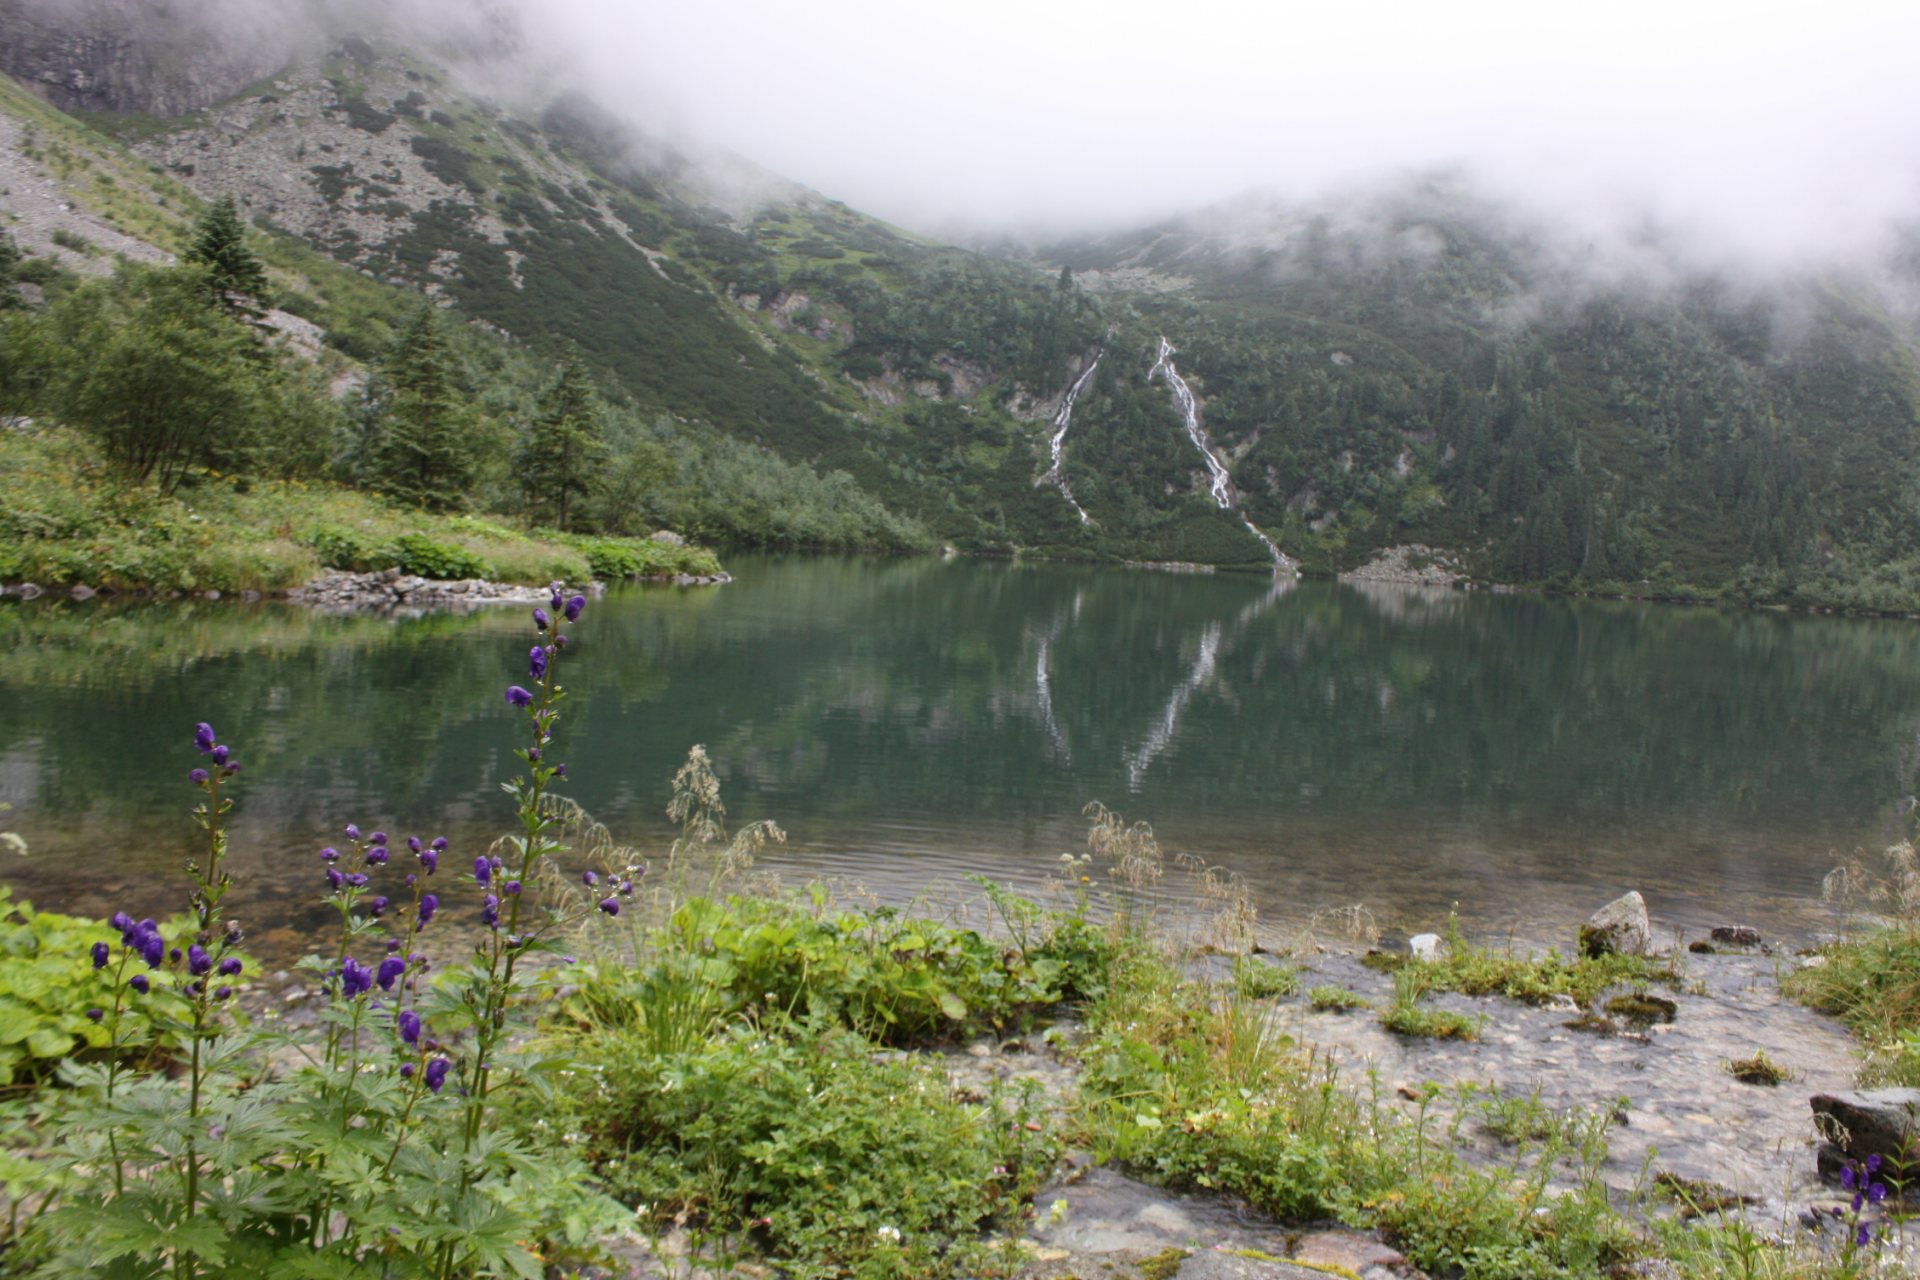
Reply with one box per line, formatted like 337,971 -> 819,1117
3,6 -> 1920,605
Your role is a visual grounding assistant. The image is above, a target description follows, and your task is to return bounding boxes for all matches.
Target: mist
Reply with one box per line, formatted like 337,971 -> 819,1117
466,0 -> 1916,272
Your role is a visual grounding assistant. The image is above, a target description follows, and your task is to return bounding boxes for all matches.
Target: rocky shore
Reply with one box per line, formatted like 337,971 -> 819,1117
1340,544 -> 1464,587
1,566 -> 732,611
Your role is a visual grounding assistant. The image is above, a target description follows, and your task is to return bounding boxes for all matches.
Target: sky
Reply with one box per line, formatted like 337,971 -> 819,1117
518,0 -> 1920,261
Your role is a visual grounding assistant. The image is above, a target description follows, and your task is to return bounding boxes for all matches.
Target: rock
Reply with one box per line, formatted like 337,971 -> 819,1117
1175,1250 -> 1330,1280
1290,1230 -> 1412,1277
1710,926 -> 1763,949
1408,932 -> 1441,961
1810,1089 -> 1920,1176
15,583 -> 41,600
649,529 -> 687,547
68,584 -> 96,600
1581,891 -> 1651,957
203,589 -> 221,600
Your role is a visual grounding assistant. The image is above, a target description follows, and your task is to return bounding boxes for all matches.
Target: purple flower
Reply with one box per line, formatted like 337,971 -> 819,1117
187,945 -> 213,977
345,824 -> 361,841
599,897 -> 620,917
1843,1166 -> 1857,1191
550,584 -> 563,609
533,607 -> 551,631
369,831 -> 388,846
419,847 -> 438,875
482,895 -> 500,929
1866,1154 -> 1884,1175
504,881 -> 521,896
418,893 -> 439,926
340,957 -> 374,998
1857,1222 -> 1873,1248
320,847 -> 339,862
529,645 -> 548,680
400,1061 -> 416,1078
345,872 -> 369,888
210,745 -> 229,766
326,867 -> 344,890
407,836 -> 422,853
565,594 -> 586,622
91,941 -> 110,970
189,768 -> 210,784
376,956 -> 406,991
430,836 -> 448,852
554,763 -> 567,778
398,1009 -> 422,1046
424,1057 -> 452,1093
218,957 -> 242,977
214,986 -> 233,1001
110,912 -> 132,934
86,1007 -> 103,1022
1869,1181 -> 1888,1203
473,856 -> 491,884
506,685 -> 533,707
130,974 -> 150,994
582,870 -> 599,887
369,896 -> 390,918
138,931 -> 164,968
366,846 -> 389,865
194,723 -> 216,753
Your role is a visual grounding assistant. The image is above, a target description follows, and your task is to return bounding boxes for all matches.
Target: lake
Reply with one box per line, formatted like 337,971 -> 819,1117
3,554 -> 1914,959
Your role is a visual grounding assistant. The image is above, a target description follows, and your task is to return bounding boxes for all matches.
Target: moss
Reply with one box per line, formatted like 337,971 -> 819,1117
1136,1248 -> 1190,1280
1727,1051 -> 1790,1085
1652,1171 -> 1756,1220
1604,992 -> 1677,1027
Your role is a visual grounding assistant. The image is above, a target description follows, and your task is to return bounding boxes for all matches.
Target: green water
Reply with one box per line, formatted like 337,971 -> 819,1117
3,554 -> 1916,956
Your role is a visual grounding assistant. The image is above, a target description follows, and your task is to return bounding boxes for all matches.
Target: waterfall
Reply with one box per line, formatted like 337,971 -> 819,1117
1149,336 -> 1298,574
1039,350 -> 1103,524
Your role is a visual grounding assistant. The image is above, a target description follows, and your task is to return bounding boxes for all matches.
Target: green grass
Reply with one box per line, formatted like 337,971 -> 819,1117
0,426 -> 717,592
1786,924 -> 1920,1086
1307,984 -> 1369,1012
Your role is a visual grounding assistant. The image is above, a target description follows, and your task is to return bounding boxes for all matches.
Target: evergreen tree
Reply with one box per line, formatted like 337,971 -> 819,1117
183,195 -> 268,321
370,306 -> 474,509
515,350 -> 606,530
0,234 -> 23,311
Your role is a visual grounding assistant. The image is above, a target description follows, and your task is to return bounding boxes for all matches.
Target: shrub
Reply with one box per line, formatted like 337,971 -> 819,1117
389,531 -> 488,579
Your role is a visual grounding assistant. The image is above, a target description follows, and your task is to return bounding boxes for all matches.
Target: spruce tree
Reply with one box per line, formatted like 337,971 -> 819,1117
516,351 -> 606,530
371,306 -> 473,509
183,195 -> 268,321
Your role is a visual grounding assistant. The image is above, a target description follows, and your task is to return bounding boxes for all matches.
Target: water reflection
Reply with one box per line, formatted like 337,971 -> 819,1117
3,558 -> 1919,958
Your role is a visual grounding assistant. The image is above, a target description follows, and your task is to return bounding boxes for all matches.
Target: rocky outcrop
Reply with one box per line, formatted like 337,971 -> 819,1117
1341,544 -> 1463,588
0,0 -> 301,117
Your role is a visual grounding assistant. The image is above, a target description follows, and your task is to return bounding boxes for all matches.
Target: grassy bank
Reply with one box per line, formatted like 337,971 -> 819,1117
0,425 -> 720,593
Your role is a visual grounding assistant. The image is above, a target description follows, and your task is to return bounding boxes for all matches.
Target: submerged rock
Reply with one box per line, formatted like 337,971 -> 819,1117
1581,891 -> 1652,957
1710,925 -> 1765,949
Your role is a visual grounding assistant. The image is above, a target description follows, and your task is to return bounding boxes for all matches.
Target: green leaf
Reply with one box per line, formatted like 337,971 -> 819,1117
26,1025 -> 74,1058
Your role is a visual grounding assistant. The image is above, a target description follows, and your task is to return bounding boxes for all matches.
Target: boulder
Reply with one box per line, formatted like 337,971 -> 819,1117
1709,925 -> 1763,949
1408,933 -> 1442,962
1580,891 -> 1651,957
649,529 -> 686,547
1810,1089 -> 1920,1177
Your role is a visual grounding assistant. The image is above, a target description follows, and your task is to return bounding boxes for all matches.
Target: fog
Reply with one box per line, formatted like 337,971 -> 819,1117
487,0 -> 1920,268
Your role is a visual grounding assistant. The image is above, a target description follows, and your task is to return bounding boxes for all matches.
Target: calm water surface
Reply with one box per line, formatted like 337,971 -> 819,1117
3,554 -> 1916,957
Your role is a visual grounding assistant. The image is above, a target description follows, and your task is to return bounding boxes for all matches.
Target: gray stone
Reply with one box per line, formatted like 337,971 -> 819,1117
1810,1089 -> 1920,1175
1290,1230 -> 1411,1277
649,529 -> 687,547
1710,925 -> 1763,948
14,583 -> 41,600
1176,1251 -> 1329,1280
1582,891 -> 1651,957
1409,932 -> 1441,961
68,584 -> 95,600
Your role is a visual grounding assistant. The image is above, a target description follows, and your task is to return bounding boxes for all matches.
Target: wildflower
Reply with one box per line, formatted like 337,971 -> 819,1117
218,957 -> 242,977
210,745 -> 229,767
582,870 -> 599,887
529,646 -> 548,680
1869,1181 -> 1888,1203
187,945 -> 213,977
418,893 -> 438,926
565,593 -> 586,622
110,912 -> 132,934
320,846 -> 339,862
424,1057 -> 452,1093
504,880 -> 521,896
344,872 -> 369,888
138,931 -> 164,968
366,846 -> 389,865
129,974 -> 149,994
473,856 -> 491,884
505,685 -> 533,707
214,986 -> 233,1001
482,895 -> 500,929
533,607 -> 551,631
398,1009 -> 422,1046
369,895 -> 390,918
599,897 -> 620,916
554,763 -> 567,778
407,836 -> 422,853
376,956 -> 406,991
90,941 -> 110,970
418,846 -> 438,874
189,768 -> 210,784
400,1061 -> 416,1078
194,723 -> 217,753
369,831 -> 388,846
325,867 -> 344,890
1858,1222 -> 1873,1248
340,957 -> 374,998
430,836 -> 448,852
345,824 -> 361,841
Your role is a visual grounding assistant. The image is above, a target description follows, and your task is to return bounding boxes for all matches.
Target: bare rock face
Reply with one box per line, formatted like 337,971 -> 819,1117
0,0 -> 301,117
1580,890 -> 1651,957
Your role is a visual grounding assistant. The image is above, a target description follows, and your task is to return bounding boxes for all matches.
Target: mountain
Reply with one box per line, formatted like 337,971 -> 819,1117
4,2 -> 1920,606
